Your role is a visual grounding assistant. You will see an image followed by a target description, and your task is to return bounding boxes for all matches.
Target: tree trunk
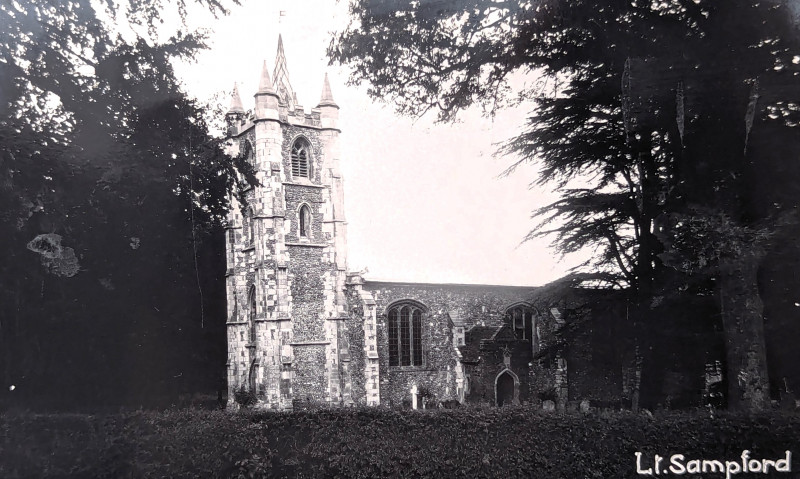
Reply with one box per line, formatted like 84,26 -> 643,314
718,255 -> 770,411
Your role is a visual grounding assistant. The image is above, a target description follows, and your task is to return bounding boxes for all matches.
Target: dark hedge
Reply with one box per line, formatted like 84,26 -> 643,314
1,407 -> 798,478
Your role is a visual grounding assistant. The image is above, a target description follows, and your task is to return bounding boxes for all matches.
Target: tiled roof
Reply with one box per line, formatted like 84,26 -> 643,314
491,324 -> 517,342
448,311 -> 465,327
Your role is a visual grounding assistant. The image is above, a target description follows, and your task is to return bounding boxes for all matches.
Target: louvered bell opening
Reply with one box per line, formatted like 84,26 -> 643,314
291,143 -> 309,178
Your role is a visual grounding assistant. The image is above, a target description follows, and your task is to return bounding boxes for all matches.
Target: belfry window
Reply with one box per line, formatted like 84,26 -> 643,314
291,140 -> 310,179
299,205 -> 311,237
388,303 -> 425,367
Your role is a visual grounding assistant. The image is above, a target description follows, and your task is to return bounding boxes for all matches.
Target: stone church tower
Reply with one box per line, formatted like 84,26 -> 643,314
222,37 -> 581,413
224,36 -> 352,410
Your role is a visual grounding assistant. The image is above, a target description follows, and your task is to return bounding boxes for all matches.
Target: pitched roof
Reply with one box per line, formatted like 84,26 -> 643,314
447,311 -> 465,327
491,324 -> 517,342
459,325 -> 502,363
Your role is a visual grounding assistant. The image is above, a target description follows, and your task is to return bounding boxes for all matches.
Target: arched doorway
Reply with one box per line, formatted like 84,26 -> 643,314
496,370 -> 516,407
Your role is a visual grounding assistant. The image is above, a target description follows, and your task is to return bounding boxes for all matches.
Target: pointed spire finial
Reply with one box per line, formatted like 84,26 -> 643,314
257,59 -> 274,93
318,72 -> 338,108
228,82 -> 245,114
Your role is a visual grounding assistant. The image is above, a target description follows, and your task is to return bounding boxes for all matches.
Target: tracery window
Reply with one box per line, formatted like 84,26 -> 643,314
507,305 -> 534,341
299,204 -> 311,237
291,139 -> 310,179
387,303 -> 425,366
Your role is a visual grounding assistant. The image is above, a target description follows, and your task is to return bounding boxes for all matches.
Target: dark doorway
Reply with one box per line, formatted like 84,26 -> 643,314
496,371 -> 515,407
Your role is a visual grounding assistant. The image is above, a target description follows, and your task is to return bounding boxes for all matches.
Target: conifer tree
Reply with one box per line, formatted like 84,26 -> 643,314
331,0 -> 800,410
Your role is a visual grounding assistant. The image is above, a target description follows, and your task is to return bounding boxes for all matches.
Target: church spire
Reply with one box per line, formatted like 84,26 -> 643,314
272,34 -> 295,107
227,82 -> 245,114
317,72 -> 338,108
257,60 -> 275,93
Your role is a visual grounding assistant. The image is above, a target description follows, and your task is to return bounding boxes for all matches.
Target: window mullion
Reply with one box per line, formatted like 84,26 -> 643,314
398,317 -> 402,365
397,312 -> 403,366
410,309 -> 415,366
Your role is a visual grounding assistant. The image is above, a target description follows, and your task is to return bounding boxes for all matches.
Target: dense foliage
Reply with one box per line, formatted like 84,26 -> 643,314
2,407 -> 799,477
0,0 -> 246,410
330,0 -> 800,410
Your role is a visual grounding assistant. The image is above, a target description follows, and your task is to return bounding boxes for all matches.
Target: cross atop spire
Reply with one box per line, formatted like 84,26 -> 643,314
228,82 -> 245,114
272,34 -> 295,108
318,72 -> 338,108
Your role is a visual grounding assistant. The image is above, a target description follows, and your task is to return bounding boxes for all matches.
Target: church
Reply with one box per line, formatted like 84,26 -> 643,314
222,36 -> 584,411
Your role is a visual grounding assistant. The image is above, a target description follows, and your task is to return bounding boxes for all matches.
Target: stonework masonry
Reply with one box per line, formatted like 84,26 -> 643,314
224,36 -> 577,410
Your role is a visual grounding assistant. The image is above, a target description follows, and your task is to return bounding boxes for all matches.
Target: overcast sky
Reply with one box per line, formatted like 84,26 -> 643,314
174,0 -> 583,286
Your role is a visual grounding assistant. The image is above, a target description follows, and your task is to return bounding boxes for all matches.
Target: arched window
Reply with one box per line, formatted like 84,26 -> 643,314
291,139 -> 310,179
506,305 -> 534,341
387,303 -> 425,366
248,285 -> 257,344
299,204 -> 311,237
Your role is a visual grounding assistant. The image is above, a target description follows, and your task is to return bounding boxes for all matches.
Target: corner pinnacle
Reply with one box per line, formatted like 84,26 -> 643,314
318,73 -> 337,108
257,60 -> 274,93
228,82 -> 245,114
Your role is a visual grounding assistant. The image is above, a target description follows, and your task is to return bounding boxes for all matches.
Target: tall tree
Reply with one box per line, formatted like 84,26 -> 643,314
331,0 -> 800,410
0,0 -> 247,410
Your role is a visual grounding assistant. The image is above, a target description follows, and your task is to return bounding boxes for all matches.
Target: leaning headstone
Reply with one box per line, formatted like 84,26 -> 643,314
542,400 -> 555,412
580,399 -> 591,413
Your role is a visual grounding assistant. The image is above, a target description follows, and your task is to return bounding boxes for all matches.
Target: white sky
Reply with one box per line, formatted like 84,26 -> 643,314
175,0 -> 583,286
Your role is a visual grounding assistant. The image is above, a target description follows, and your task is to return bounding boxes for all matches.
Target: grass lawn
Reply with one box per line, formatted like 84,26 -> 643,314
1,407 -> 798,478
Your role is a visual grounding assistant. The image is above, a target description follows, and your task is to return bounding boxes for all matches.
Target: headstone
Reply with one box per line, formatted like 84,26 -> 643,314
542,400 -> 555,412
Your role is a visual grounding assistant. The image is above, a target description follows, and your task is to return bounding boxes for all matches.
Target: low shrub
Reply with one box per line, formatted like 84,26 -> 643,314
232,385 -> 256,408
1,407 -> 798,478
